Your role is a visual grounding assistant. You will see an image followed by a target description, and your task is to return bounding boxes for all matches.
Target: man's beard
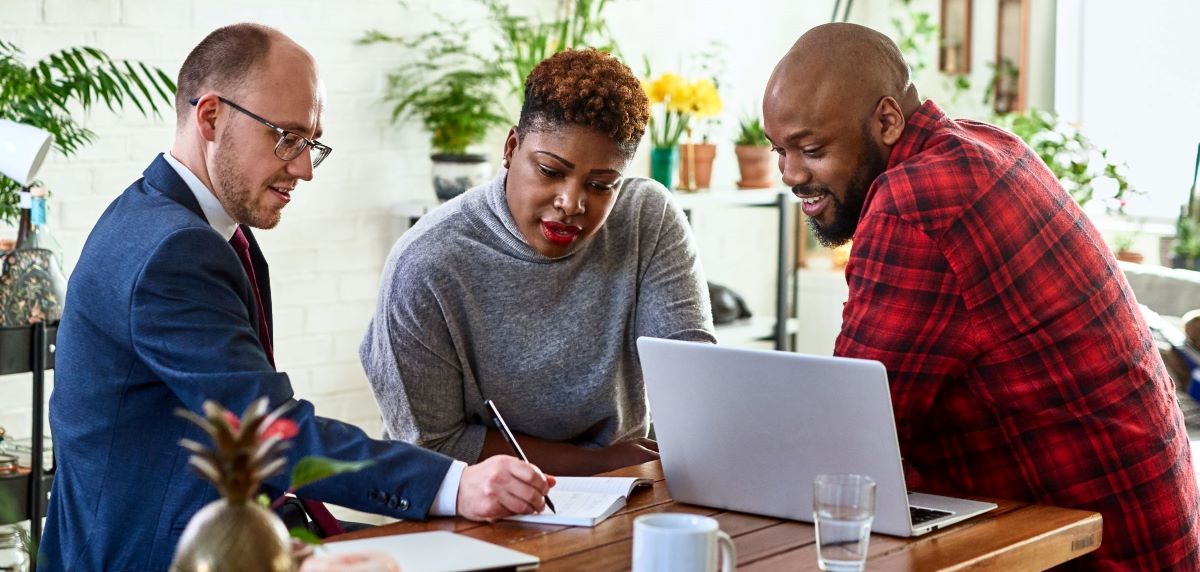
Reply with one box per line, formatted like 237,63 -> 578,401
212,127 -> 282,230
803,129 -> 888,248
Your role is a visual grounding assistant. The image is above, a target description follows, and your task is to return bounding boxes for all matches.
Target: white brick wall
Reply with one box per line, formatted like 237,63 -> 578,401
0,0 -> 839,446
0,0 -> 522,442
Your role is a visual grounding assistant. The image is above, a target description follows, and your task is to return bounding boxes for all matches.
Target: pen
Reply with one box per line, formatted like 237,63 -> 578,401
483,399 -> 556,514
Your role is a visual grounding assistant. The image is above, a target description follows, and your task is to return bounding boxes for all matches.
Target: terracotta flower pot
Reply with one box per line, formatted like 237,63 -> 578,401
735,145 -> 775,189
678,143 -> 716,190
1115,250 -> 1144,264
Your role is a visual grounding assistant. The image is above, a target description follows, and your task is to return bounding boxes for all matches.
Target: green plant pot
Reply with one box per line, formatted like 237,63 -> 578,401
650,147 -> 679,191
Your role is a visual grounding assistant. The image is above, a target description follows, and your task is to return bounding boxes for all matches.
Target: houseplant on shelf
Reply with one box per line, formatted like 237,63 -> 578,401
1173,143 -> 1200,270
361,0 -> 620,202
359,30 -> 508,202
734,115 -> 774,189
1112,232 -> 1144,264
0,38 -> 175,222
642,72 -> 722,191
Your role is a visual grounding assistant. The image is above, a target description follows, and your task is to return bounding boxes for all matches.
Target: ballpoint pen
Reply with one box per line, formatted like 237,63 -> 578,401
483,399 -> 557,514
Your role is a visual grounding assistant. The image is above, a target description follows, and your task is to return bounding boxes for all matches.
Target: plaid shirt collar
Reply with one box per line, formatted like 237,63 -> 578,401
886,99 -> 949,172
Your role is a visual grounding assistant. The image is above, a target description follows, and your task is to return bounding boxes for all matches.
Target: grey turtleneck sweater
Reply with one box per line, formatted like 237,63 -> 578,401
360,171 -> 716,463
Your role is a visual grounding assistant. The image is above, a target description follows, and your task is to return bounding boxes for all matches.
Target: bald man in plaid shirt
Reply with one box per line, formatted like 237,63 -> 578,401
763,23 -> 1198,570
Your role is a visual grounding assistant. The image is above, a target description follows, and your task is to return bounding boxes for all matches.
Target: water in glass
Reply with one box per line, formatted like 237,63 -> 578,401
814,507 -> 873,572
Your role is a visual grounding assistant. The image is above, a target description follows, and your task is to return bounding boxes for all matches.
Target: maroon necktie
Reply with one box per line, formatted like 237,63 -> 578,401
229,226 -> 344,537
229,227 -> 274,368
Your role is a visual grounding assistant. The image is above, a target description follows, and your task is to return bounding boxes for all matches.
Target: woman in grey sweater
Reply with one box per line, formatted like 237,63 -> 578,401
361,49 -> 715,476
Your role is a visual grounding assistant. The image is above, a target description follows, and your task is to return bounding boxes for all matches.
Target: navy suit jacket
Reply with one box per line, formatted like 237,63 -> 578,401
40,155 -> 453,571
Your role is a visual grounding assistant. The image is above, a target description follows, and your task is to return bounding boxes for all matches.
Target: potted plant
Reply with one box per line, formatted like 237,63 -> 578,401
361,1 -> 619,202
642,73 -> 722,191
0,39 -> 175,222
1112,232 -> 1144,264
1172,144 -> 1200,270
359,30 -> 508,202
480,0 -> 618,102
734,116 -> 774,189
996,108 -> 1138,215
678,137 -> 718,191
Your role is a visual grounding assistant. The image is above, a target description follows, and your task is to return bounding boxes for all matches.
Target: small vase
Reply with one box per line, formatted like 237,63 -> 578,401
650,146 -> 679,191
678,143 -> 716,190
171,499 -> 292,572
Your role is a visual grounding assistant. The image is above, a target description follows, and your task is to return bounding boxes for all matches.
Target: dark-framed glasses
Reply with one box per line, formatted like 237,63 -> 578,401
189,96 -> 332,169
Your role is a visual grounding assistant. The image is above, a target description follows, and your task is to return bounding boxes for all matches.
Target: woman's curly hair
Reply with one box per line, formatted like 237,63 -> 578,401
518,48 -> 649,159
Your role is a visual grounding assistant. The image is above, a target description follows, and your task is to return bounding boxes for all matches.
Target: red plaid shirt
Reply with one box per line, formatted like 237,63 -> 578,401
835,100 -> 1199,570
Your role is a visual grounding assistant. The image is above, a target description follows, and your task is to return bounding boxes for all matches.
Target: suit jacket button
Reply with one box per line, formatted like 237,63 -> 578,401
387,495 -> 399,509
368,490 -> 381,503
399,498 -> 410,511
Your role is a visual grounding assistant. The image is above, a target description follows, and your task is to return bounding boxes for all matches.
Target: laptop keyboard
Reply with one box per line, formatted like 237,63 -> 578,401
910,506 -> 954,526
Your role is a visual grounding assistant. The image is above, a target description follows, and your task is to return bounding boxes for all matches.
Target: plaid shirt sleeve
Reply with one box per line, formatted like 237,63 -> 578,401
835,101 -> 1199,570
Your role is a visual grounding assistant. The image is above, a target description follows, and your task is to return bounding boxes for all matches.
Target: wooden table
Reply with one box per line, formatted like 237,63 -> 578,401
330,461 -> 1102,571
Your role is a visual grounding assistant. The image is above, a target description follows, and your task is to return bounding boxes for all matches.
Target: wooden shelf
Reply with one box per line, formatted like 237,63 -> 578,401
0,324 -> 56,375
670,187 -> 795,209
0,472 -> 52,526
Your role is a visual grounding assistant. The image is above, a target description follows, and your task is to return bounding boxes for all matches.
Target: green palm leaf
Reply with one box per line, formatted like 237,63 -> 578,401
0,38 -> 176,222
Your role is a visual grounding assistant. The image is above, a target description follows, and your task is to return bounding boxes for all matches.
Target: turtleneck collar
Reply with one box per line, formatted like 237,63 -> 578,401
478,168 -> 596,263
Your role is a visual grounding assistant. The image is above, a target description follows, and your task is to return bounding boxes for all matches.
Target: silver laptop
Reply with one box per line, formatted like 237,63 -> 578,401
637,337 -> 996,536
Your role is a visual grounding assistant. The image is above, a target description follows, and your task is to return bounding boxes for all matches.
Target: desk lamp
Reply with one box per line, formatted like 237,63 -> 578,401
0,119 -> 54,189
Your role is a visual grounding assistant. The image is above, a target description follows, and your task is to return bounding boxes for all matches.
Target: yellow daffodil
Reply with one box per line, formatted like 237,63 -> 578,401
643,72 -> 723,149
689,78 -> 722,118
644,73 -> 683,105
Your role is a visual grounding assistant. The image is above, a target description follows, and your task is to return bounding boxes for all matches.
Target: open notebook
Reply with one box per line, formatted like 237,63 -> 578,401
505,476 -> 653,527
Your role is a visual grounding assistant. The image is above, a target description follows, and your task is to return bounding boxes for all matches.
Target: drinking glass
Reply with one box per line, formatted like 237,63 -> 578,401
813,473 -> 876,572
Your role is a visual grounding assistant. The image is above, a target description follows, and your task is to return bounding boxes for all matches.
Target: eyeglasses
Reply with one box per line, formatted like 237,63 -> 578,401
189,96 -> 332,169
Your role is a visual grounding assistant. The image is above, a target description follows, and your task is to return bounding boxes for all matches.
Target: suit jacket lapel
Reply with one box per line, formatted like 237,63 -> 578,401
141,154 -> 273,342
142,154 -> 207,223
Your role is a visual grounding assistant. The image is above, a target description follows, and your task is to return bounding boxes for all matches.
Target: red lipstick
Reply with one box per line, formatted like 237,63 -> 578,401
540,220 -> 582,246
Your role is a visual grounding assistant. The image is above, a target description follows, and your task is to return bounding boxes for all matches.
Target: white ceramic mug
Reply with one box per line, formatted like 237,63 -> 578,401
632,513 -> 736,572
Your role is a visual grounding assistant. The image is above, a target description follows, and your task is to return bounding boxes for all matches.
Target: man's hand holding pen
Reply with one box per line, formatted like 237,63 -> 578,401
457,456 -> 556,521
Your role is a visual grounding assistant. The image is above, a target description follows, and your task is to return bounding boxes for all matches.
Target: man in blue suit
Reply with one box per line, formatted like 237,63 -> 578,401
40,24 -> 553,571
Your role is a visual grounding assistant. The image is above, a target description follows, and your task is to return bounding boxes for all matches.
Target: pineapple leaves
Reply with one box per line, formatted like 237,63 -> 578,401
177,400 -> 375,508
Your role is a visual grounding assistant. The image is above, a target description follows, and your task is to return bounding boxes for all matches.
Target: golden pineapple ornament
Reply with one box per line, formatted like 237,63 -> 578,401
170,398 -> 296,572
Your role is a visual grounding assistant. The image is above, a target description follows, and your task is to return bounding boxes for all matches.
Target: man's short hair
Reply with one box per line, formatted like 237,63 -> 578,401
175,23 -> 276,125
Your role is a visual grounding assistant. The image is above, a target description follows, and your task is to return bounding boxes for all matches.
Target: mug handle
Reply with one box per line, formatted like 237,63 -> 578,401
717,530 -> 737,571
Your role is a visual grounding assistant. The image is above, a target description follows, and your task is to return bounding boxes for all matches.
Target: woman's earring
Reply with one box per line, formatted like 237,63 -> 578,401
502,157 -> 511,168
